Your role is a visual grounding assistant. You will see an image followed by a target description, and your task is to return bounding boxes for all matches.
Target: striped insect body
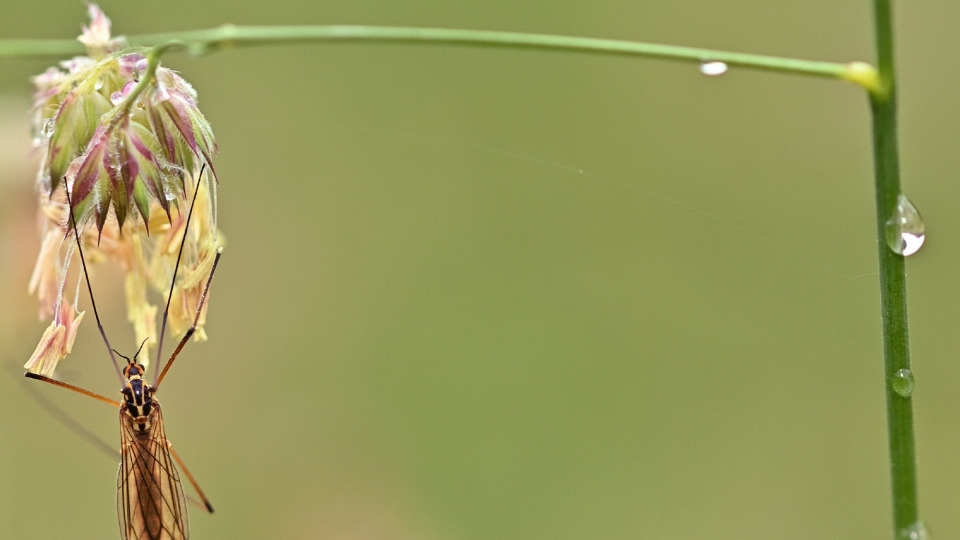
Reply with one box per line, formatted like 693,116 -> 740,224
118,392 -> 189,540
121,364 -> 155,432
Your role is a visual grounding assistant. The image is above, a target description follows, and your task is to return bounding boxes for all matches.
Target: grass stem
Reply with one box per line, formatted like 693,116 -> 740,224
869,1 -> 920,537
1,25 -> 877,88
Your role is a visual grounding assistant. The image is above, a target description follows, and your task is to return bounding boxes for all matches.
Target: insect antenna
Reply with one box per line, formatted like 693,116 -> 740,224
64,181 -> 123,382
131,338 -> 148,363
154,164 -> 206,385
111,349 -> 132,364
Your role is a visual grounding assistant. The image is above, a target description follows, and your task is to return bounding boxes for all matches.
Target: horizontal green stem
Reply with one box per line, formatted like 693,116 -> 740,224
0,39 -> 83,57
1,25 -> 878,89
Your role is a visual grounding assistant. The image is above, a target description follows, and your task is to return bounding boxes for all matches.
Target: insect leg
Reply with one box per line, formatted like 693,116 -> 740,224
155,164 -> 206,380
155,248 -> 222,389
64,182 -> 123,380
19,371 -> 120,459
167,441 -> 215,513
24,372 -> 121,407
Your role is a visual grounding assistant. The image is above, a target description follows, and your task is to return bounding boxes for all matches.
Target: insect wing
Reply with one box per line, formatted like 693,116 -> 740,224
117,404 -> 189,540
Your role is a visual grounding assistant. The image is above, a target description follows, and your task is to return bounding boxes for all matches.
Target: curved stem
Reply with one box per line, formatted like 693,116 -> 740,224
869,1 -> 920,537
2,25 -> 877,89
113,42 -> 176,116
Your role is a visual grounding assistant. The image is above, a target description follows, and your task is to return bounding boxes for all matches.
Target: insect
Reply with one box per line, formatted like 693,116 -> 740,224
25,169 -> 221,540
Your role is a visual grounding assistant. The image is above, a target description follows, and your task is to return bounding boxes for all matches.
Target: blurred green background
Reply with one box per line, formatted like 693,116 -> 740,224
2,1 -> 960,539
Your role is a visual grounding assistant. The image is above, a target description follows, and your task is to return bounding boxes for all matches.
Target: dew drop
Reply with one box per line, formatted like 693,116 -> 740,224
41,118 -> 55,137
94,78 -> 104,91
899,521 -> 932,540
885,193 -> 925,256
699,60 -> 728,76
32,119 -> 53,147
110,91 -> 125,105
891,368 -> 915,398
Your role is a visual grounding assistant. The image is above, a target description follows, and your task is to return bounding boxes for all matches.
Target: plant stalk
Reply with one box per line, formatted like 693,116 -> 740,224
869,0 -> 919,537
1,25 -> 878,89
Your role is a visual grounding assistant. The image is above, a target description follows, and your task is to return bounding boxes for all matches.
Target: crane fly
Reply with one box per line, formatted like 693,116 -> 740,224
25,166 -> 220,540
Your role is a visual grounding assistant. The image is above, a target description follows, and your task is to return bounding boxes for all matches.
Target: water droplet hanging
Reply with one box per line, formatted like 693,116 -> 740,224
898,522 -> 932,540
885,194 -> 925,256
699,60 -> 728,76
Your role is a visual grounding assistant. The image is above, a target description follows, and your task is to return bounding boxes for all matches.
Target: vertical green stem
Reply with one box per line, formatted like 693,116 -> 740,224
870,1 -> 919,537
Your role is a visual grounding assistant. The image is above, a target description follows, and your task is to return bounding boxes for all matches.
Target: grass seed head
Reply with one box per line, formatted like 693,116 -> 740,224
25,5 -> 225,375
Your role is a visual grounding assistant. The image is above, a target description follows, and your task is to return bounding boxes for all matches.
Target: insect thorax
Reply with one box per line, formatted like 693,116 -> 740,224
121,375 -> 156,432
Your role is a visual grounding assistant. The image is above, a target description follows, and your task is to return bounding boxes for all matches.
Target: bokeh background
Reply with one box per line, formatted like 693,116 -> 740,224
2,1 -> 960,539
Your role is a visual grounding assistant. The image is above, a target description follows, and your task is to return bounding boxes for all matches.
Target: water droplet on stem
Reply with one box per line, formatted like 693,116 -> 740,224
899,522 -> 932,540
891,368 -> 915,398
885,193 -> 925,256
699,60 -> 728,76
